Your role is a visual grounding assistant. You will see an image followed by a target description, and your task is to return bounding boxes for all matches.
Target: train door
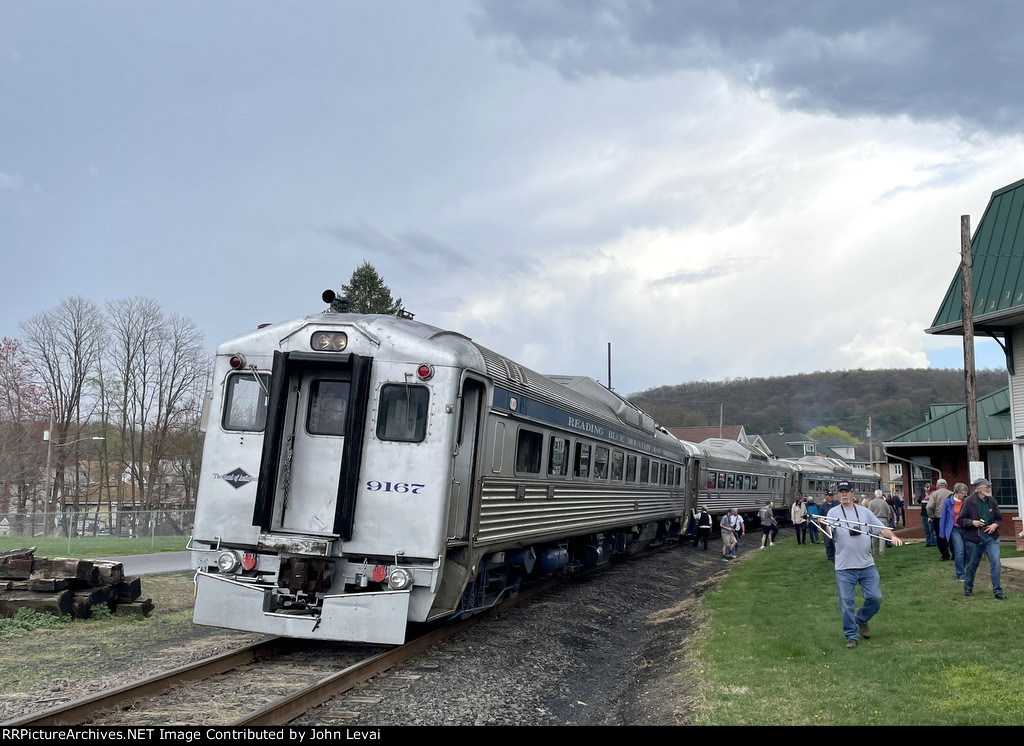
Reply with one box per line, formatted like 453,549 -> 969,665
253,352 -> 372,540
447,377 -> 484,542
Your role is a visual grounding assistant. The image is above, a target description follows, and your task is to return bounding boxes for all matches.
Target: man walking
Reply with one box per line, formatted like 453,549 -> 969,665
957,477 -> 1006,600
867,489 -> 892,556
930,479 -> 952,561
823,481 -> 903,649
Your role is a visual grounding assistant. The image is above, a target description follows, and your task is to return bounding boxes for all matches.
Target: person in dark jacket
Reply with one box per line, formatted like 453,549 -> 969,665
691,506 -> 712,550
957,478 -> 1005,599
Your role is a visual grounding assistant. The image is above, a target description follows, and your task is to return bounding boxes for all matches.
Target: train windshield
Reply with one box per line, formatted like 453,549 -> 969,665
376,384 -> 429,442
223,372 -> 270,431
307,379 -> 350,436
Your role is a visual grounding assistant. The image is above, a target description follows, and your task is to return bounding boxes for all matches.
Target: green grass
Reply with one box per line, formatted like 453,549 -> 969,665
691,539 -> 1024,725
0,535 -> 188,558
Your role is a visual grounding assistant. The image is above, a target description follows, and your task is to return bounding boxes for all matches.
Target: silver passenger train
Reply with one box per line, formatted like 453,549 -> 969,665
190,296 -> 880,644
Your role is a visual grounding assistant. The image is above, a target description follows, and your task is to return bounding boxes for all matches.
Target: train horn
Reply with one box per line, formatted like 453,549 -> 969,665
322,289 -> 349,313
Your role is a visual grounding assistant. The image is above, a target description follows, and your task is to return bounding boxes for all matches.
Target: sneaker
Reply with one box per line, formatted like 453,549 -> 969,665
769,542 -> 774,546
995,592 -> 1007,600
965,589 -> 973,597
857,621 -> 871,639
846,639 -> 857,649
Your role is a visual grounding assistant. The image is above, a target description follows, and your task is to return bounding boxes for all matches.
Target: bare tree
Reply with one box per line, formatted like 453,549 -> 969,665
0,338 -> 49,514
20,297 -> 105,518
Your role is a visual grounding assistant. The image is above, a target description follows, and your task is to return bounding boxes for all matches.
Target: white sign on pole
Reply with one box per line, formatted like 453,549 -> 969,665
969,461 -> 986,484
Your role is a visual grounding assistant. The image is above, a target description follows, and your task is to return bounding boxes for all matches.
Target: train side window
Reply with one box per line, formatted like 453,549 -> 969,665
717,472 -> 726,489
649,460 -> 659,484
640,458 -> 650,483
491,421 -> 505,473
626,455 -> 637,482
376,384 -> 429,442
223,372 -> 271,432
660,463 -> 667,485
743,475 -> 751,490
548,436 -> 570,476
676,467 -> 682,486
611,450 -> 624,481
707,472 -> 716,489
515,428 -> 543,474
574,442 -> 591,478
752,475 -> 758,490
593,446 -> 609,479
307,380 -> 351,436
727,473 -> 735,489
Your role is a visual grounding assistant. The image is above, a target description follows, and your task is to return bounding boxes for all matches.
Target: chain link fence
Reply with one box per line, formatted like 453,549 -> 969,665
0,509 -> 194,553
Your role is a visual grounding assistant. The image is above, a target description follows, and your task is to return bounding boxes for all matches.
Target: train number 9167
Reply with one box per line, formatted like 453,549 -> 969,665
366,480 -> 425,494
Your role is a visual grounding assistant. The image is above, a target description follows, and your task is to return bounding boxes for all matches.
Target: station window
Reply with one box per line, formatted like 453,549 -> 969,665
626,455 -> 637,482
515,428 -> 544,474
611,450 -> 624,481
548,437 -> 570,476
223,372 -> 271,432
307,379 -> 350,436
574,442 -> 592,478
593,446 -> 609,479
376,384 -> 429,442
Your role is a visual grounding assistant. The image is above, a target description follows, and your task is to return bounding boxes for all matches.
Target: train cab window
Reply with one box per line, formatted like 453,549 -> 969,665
626,455 -> 637,482
223,372 -> 271,432
640,458 -> 650,483
593,446 -> 609,479
611,450 -> 624,481
376,384 -> 429,442
307,380 -> 350,436
548,437 -> 570,476
574,442 -> 592,478
516,429 -> 544,473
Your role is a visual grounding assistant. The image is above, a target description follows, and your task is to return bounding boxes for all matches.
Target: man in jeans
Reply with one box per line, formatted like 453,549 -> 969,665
957,477 -> 1005,600
823,481 -> 904,649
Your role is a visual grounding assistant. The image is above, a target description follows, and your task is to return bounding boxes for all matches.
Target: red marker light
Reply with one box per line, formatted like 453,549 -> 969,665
416,364 -> 433,380
242,553 -> 257,571
229,354 -> 246,369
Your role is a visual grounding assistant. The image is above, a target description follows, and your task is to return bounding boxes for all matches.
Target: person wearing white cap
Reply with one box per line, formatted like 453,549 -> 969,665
957,478 -> 1005,600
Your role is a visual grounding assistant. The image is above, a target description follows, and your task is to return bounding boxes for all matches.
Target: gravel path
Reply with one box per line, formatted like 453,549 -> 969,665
298,537 -> 750,726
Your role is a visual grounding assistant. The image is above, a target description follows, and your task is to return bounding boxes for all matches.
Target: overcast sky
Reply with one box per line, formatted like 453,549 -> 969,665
2,1 -> 1019,397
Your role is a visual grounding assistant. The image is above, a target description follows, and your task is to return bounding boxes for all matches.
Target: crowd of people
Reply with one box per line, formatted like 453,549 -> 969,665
689,475 -> 1006,650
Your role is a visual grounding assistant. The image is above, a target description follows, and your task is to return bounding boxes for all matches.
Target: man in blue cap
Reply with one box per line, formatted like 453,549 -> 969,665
823,480 -> 904,649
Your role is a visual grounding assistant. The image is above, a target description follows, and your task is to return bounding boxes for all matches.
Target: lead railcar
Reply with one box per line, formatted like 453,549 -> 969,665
191,296 -> 691,644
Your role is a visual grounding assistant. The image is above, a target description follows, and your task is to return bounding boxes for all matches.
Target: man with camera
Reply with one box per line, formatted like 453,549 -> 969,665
822,481 -> 904,649
957,477 -> 1005,600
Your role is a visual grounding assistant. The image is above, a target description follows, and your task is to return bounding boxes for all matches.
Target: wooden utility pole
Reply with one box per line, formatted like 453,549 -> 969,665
607,342 -> 612,390
961,215 -> 980,463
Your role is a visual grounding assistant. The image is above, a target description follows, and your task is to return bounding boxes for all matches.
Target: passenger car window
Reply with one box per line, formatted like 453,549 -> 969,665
223,372 -> 270,432
516,428 -> 543,473
376,384 -> 429,442
574,442 -> 592,478
307,380 -> 350,436
593,446 -> 609,479
549,437 -> 570,476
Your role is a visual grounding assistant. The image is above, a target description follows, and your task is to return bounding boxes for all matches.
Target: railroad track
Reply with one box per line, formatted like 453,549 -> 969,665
4,578 -> 558,727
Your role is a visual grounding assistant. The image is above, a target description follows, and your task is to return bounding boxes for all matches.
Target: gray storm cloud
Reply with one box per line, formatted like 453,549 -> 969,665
472,0 -> 1024,134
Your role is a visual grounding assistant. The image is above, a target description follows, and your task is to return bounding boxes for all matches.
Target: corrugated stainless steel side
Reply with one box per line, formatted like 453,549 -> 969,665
475,480 -> 686,545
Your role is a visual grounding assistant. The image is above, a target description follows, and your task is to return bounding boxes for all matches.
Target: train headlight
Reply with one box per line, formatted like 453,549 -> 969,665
217,551 -> 240,573
311,332 -> 349,352
387,567 -> 413,591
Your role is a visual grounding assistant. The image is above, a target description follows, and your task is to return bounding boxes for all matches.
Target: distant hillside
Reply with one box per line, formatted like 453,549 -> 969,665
629,368 -> 1008,442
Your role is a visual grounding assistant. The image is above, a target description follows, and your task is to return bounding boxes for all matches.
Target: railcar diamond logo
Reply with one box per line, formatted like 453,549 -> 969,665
215,468 -> 257,489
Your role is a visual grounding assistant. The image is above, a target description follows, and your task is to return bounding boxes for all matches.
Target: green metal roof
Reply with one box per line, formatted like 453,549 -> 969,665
886,387 -> 1011,444
928,177 -> 1024,336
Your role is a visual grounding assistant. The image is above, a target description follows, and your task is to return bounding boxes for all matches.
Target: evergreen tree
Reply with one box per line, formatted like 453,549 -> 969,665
341,262 -> 404,315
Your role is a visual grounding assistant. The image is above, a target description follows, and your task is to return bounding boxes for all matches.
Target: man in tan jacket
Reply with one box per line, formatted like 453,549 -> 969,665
928,479 -> 952,562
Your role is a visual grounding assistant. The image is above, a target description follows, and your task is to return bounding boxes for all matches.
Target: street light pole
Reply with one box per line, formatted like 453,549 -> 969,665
42,426 -> 105,526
